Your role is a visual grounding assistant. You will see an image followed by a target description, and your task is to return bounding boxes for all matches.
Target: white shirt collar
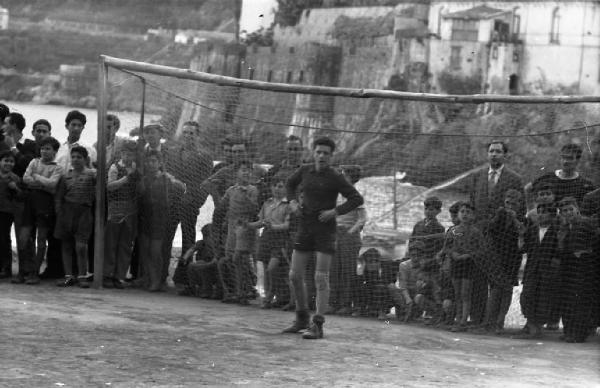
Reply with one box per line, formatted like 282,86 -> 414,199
145,143 -> 162,152
555,169 -> 579,180
488,164 -> 504,175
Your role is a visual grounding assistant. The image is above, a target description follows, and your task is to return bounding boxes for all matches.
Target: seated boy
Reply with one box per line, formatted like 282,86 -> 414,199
392,241 -> 436,322
353,247 -> 398,320
54,146 -> 96,288
20,137 -> 63,285
175,224 -> 216,297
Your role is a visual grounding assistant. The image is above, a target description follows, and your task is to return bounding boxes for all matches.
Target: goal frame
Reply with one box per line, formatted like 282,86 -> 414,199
93,54 -> 600,288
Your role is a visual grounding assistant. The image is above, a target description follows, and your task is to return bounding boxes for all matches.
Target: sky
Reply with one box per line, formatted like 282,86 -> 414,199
239,0 -> 277,34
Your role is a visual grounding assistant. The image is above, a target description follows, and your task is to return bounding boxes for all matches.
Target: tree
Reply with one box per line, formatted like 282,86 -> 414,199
242,26 -> 274,46
274,0 -> 323,27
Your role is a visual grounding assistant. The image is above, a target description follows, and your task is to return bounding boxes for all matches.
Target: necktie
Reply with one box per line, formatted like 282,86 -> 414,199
488,170 -> 497,198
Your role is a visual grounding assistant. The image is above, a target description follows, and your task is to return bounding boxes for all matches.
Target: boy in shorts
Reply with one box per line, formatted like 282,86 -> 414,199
446,202 -> 485,331
20,136 -> 63,285
215,161 -> 259,304
249,174 -> 291,308
54,146 -> 96,288
283,136 -> 364,339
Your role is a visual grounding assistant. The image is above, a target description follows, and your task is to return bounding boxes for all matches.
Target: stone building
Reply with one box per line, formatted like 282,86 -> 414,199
428,1 -> 600,95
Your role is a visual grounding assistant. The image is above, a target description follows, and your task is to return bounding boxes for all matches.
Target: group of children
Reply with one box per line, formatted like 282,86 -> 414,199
1,133 -> 95,287
387,181 -> 598,342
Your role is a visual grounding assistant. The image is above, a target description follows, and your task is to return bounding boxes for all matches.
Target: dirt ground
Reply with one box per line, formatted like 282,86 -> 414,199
1,282 -> 598,388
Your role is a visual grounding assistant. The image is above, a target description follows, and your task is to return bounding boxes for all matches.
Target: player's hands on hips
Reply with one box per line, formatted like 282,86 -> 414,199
318,209 -> 337,222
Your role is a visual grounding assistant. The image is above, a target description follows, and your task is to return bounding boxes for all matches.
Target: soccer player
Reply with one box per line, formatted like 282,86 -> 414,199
282,136 -> 364,339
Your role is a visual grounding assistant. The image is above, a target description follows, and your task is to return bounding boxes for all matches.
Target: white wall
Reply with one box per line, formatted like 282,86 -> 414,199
240,0 -> 277,34
429,1 -> 600,94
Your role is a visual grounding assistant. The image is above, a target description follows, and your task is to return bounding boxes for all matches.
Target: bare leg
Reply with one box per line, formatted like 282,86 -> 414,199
461,279 -> 472,325
452,278 -> 462,323
289,250 -> 310,311
75,241 -> 88,277
35,227 -> 49,274
265,257 -> 280,302
314,252 -> 332,316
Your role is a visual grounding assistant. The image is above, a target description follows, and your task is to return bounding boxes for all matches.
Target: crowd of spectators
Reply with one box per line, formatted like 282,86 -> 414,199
0,103 -> 598,343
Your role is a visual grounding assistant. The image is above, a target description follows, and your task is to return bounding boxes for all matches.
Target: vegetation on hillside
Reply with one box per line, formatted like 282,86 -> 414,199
331,12 -> 394,40
4,0 -> 236,31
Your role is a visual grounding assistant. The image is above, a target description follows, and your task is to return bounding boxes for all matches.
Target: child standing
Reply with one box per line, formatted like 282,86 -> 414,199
526,181 -> 556,224
215,161 -> 259,304
446,202 -> 485,332
519,203 -> 561,339
137,150 -> 177,292
434,201 -> 462,326
249,175 -> 291,309
54,146 -> 96,288
104,140 -> 141,289
20,137 -> 63,285
477,189 -> 525,334
330,165 -> 367,315
556,197 -> 598,343
409,196 -> 445,315
0,151 -> 21,278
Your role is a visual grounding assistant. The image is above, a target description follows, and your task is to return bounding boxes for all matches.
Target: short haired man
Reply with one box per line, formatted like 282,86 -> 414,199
164,121 -> 213,253
94,114 -> 122,167
468,140 -> 524,326
529,143 -> 595,206
55,110 -> 97,171
282,136 -> 364,339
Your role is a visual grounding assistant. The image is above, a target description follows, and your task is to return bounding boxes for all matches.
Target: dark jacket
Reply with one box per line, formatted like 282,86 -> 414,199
469,165 -> 524,228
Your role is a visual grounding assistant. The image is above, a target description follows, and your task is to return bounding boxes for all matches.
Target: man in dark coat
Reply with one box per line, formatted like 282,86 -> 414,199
468,140 -> 524,325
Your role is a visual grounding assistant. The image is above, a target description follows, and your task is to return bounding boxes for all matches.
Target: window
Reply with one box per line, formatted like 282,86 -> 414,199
491,45 -> 498,59
298,70 -> 304,83
451,19 -> 479,41
267,70 -> 272,82
550,7 -> 560,44
248,68 -> 254,80
286,71 -> 292,83
512,12 -> 521,37
450,46 -> 462,69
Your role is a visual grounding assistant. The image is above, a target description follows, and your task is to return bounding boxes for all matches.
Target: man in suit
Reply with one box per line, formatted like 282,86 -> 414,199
468,140 -> 524,325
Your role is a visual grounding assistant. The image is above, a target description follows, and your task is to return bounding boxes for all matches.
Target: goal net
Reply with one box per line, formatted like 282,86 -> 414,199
95,55 -> 600,337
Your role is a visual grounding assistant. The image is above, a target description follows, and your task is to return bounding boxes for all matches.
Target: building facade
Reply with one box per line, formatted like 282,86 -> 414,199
429,1 -> 600,95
